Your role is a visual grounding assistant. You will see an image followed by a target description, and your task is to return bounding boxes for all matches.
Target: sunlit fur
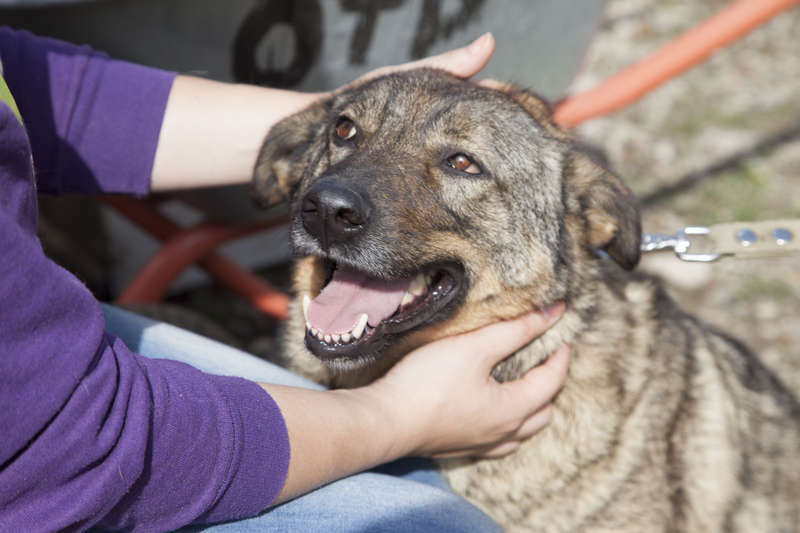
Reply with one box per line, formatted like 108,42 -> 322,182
254,69 -> 800,532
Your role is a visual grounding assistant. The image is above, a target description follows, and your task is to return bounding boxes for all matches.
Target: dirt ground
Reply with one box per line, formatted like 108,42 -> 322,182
570,0 -> 800,388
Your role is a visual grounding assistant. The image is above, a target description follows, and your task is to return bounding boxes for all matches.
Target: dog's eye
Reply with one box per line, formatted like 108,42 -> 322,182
335,118 -> 358,141
446,154 -> 481,175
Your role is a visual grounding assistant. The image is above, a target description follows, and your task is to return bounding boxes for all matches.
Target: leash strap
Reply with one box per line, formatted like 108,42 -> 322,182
708,219 -> 799,258
642,219 -> 800,262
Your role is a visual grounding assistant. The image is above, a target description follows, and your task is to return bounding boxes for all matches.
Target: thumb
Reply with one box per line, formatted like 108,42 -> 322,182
450,302 -> 565,372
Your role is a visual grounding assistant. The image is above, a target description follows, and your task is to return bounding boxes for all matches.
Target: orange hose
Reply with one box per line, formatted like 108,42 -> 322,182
554,0 -> 800,127
115,219 -> 290,317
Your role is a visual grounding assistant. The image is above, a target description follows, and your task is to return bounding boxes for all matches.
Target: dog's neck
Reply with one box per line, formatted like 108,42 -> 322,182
490,256 -> 629,382
492,290 -> 592,382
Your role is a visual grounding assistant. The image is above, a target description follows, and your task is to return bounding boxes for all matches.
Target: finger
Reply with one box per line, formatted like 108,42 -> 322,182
406,32 -> 495,77
428,435 -> 511,459
514,403 -> 554,440
479,440 -> 521,459
359,33 -> 495,84
452,302 -> 565,372
430,449 -> 476,460
505,343 -> 571,409
434,405 -> 554,460
474,78 -> 508,90
437,437 -> 525,460
430,440 -> 515,460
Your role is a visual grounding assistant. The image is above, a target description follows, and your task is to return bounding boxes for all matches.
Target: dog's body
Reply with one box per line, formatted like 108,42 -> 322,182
253,69 -> 800,532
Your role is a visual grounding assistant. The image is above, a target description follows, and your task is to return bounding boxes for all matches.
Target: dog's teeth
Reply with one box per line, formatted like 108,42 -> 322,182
316,331 -> 324,341
302,294 -> 310,322
400,291 -> 415,307
323,334 -> 332,344
332,333 -> 341,343
409,273 -> 426,296
341,332 -> 352,343
352,313 -> 368,340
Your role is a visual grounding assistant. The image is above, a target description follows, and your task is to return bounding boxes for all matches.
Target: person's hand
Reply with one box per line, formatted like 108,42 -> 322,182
367,304 -> 570,460
343,32 -> 495,89
262,303 -> 567,504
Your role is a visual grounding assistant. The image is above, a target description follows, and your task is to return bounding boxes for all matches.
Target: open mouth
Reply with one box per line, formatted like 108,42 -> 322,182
302,261 -> 465,364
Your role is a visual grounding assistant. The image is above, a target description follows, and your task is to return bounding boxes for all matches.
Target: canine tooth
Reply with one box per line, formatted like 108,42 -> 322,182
332,333 -> 341,343
302,294 -> 310,321
324,334 -> 332,344
341,332 -> 352,343
316,331 -> 324,341
409,273 -> 426,296
352,313 -> 368,340
400,291 -> 415,306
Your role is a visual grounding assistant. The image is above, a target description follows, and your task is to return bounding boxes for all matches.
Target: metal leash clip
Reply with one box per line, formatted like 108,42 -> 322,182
641,227 -> 722,262
642,220 -> 800,262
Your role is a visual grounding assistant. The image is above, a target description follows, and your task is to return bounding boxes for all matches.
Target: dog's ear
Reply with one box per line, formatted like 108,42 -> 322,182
252,99 -> 331,207
568,151 -> 642,270
502,86 -> 571,142
502,86 -> 641,269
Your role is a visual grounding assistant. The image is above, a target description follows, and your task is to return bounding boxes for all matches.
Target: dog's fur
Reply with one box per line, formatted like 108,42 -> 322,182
253,69 -> 800,532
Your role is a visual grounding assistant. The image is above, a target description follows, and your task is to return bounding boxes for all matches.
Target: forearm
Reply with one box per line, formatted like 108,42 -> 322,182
150,75 -> 321,191
150,33 -> 496,193
261,384 -> 407,504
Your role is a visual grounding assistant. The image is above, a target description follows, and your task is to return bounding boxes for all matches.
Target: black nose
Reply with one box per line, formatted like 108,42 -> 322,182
301,180 -> 371,249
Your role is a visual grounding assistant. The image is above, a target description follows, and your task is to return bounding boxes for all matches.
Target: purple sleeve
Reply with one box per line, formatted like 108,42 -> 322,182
0,28 -> 290,531
0,27 -> 173,195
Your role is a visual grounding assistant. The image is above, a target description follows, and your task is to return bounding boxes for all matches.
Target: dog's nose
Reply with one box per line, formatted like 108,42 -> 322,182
301,180 -> 371,249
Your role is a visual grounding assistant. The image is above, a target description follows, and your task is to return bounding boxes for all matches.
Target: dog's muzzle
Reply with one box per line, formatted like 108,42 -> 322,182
301,179 -> 372,251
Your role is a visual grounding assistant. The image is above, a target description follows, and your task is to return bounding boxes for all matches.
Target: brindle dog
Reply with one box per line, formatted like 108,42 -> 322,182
252,69 -> 800,532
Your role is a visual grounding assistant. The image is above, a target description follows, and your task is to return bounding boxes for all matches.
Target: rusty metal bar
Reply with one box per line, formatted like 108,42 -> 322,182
104,196 -> 289,320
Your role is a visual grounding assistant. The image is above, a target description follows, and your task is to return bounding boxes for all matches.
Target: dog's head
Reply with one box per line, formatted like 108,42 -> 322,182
254,69 -> 640,371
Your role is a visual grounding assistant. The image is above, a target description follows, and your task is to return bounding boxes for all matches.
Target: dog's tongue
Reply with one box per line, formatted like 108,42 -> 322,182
307,266 -> 412,334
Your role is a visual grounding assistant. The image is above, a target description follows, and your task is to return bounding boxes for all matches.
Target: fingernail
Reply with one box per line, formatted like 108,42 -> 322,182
469,32 -> 492,52
541,301 -> 565,323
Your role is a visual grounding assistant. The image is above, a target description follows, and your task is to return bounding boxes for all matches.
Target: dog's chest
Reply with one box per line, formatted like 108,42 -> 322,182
439,373 -> 674,532
437,290 -> 679,532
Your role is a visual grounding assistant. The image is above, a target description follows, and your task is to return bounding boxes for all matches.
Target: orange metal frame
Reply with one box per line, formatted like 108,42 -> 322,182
105,196 -> 289,320
109,0 -> 799,320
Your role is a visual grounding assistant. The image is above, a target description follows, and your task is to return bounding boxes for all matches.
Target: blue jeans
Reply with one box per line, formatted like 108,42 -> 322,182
101,305 -> 501,533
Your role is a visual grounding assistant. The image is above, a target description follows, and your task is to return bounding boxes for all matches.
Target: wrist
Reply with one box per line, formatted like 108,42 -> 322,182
350,380 -> 427,459
260,383 -> 417,503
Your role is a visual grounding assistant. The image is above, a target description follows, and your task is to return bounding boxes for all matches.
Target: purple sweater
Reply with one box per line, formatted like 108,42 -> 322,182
0,28 -> 289,531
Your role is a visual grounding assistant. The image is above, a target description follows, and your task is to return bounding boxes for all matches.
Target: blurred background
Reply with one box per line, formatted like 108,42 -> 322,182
573,0 -> 800,389
2,0 -> 798,385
